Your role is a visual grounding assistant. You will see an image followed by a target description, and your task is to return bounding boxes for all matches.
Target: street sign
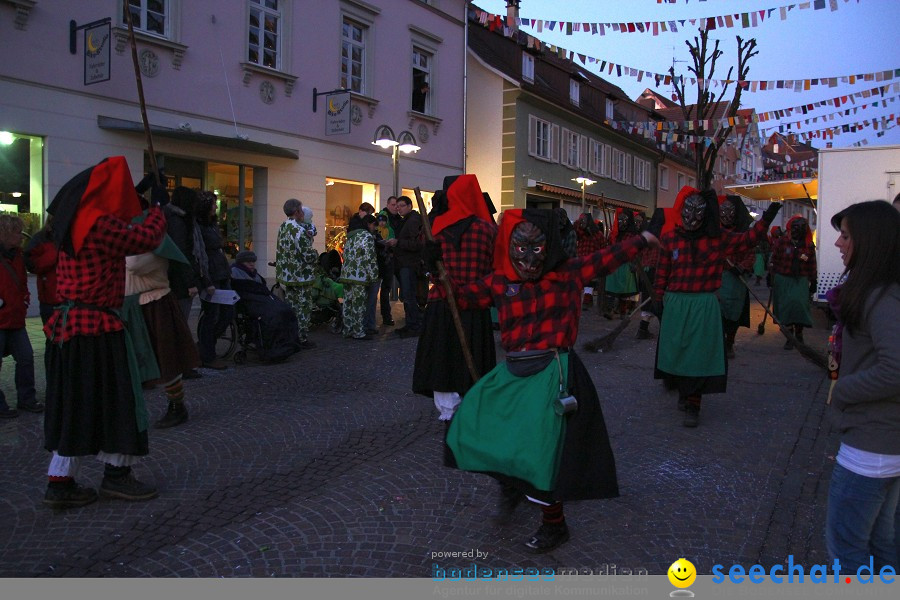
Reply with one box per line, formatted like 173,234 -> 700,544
84,22 -> 111,85
325,91 -> 352,136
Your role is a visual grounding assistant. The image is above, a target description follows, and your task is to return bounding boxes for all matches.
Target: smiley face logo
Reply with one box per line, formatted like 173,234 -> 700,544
668,558 -> 696,588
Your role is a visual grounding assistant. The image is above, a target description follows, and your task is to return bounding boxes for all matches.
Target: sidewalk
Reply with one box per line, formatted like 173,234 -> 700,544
0,287 -> 837,577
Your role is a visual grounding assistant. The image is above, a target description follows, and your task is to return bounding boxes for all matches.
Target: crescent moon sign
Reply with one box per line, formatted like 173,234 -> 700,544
328,98 -> 338,112
86,32 -> 99,54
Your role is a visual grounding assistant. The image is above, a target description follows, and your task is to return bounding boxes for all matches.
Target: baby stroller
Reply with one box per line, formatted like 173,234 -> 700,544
310,250 -> 344,332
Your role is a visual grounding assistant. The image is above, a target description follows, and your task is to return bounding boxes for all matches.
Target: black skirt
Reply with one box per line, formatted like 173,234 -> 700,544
653,340 -> 729,396
451,351 -> 620,504
413,301 -> 497,397
44,330 -> 149,457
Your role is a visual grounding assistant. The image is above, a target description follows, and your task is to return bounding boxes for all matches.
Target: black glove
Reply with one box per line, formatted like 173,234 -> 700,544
761,202 -> 782,224
646,208 -> 665,239
422,240 -> 443,273
150,184 -> 170,207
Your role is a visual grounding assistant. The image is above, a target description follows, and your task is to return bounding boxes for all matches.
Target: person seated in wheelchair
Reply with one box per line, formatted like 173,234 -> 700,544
230,251 -> 302,361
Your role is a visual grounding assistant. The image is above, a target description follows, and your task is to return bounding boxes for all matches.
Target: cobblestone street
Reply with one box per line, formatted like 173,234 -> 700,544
0,289 -> 836,577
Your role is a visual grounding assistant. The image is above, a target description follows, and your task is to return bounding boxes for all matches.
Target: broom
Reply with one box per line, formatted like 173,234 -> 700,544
583,297 -> 651,353
728,261 -> 827,371
757,283 -> 773,334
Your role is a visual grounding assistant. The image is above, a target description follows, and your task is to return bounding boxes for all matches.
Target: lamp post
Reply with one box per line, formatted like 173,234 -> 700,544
373,125 -> 421,197
572,175 -> 597,212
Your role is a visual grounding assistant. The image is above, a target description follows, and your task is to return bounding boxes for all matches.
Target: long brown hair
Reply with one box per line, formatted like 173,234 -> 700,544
830,200 -> 900,332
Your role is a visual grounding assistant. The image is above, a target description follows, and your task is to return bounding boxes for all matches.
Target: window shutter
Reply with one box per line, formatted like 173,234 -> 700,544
579,136 -> 589,171
550,124 -> 559,162
560,128 -> 570,166
624,154 -> 632,184
528,115 -> 537,157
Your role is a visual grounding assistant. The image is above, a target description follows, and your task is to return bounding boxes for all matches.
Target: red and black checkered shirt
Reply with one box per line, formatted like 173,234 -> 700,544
428,218 -> 496,302
654,219 -> 768,301
45,208 -> 166,342
576,231 -> 606,257
769,236 -> 817,279
638,243 -> 660,269
456,236 -> 646,351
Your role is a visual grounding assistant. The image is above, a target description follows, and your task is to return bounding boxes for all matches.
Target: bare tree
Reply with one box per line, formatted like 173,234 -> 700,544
669,29 -> 758,190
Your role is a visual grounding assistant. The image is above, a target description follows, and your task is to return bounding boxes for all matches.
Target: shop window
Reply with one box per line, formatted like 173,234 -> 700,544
0,131 -> 44,236
326,178 -> 377,253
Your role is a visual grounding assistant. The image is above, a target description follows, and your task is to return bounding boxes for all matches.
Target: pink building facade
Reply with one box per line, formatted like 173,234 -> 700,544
0,0 -> 467,271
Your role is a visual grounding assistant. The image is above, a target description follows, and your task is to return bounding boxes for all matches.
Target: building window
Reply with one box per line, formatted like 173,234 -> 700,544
522,53 -> 534,83
123,0 -> 168,37
677,173 -> 686,190
248,0 -> 280,69
341,17 -> 367,94
528,115 -> 558,162
612,149 -> 631,183
688,176 -> 696,188
633,158 -> 650,190
561,129 -> 581,169
411,47 -> 432,113
589,140 -> 601,175
0,131 -> 44,236
606,98 -> 615,121
659,165 -> 669,190
570,80 -> 580,107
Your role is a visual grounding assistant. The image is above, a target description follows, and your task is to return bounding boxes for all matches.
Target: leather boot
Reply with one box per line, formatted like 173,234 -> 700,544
154,400 -> 188,429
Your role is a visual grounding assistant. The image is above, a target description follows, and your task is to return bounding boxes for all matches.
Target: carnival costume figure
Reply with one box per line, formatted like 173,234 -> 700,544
654,187 -> 781,427
717,195 -> 757,359
412,175 -> 498,465
603,209 -> 641,317
447,208 -> 661,553
769,214 -> 817,350
42,156 -> 167,508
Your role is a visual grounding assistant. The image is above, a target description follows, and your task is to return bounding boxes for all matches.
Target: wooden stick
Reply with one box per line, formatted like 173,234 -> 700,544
413,187 -> 480,382
124,2 -> 161,188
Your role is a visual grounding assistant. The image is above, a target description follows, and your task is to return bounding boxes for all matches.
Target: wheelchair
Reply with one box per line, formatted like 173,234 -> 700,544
196,302 -> 262,364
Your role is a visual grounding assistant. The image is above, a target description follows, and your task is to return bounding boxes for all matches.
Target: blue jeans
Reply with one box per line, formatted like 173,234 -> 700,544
398,267 -> 421,331
364,279 -> 381,331
0,327 -> 36,410
826,462 -> 900,571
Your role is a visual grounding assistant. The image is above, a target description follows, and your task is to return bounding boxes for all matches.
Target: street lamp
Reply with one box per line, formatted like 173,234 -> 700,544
572,175 -> 597,211
373,125 -> 421,197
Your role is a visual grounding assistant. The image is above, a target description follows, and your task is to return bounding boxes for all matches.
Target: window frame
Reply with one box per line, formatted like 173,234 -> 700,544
658,164 -> 669,190
411,45 -> 433,114
677,172 -> 686,190
247,0 -> 282,71
605,98 -> 615,121
528,115 -> 558,163
569,79 -> 580,107
122,0 -> 170,39
522,53 -> 534,83
341,16 -> 368,94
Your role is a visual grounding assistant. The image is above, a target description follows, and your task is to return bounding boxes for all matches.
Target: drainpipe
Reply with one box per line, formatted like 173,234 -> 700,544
462,2 -> 470,173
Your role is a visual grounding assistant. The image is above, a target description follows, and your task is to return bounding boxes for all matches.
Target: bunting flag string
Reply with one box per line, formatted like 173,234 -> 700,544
472,7 -> 897,93
603,83 -> 898,132
759,94 -> 898,133
519,0 -> 860,37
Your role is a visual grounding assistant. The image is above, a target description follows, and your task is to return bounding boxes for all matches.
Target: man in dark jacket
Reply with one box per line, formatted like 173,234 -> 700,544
164,187 -> 203,324
386,196 -> 423,336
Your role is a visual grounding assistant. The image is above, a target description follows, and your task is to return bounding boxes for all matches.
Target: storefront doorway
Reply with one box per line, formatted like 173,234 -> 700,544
325,178 -> 376,253
0,131 -> 44,235
145,155 -> 254,259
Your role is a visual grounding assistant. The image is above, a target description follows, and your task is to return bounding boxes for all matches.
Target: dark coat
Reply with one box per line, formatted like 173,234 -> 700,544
394,210 -> 423,270
164,204 -> 202,298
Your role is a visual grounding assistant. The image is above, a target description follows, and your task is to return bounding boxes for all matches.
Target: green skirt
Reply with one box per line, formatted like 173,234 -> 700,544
753,253 -> 766,278
657,292 -> 725,377
447,354 -> 569,493
719,271 -> 750,326
773,273 -> 812,327
605,263 -> 637,296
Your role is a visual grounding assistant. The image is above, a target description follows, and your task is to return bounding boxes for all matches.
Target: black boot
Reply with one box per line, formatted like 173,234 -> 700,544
493,482 -> 525,525
636,319 -> 654,340
155,400 -> 188,429
43,480 -> 98,509
100,465 -> 158,501
725,331 -> 736,359
794,325 -> 804,344
524,521 -> 570,553
683,396 -> 700,427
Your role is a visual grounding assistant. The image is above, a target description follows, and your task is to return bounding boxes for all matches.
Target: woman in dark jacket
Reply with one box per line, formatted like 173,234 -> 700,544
196,191 -> 233,369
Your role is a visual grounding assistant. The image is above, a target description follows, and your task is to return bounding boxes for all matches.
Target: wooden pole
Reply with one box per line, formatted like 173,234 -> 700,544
413,187 -> 480,382
124,2 -> 161,188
